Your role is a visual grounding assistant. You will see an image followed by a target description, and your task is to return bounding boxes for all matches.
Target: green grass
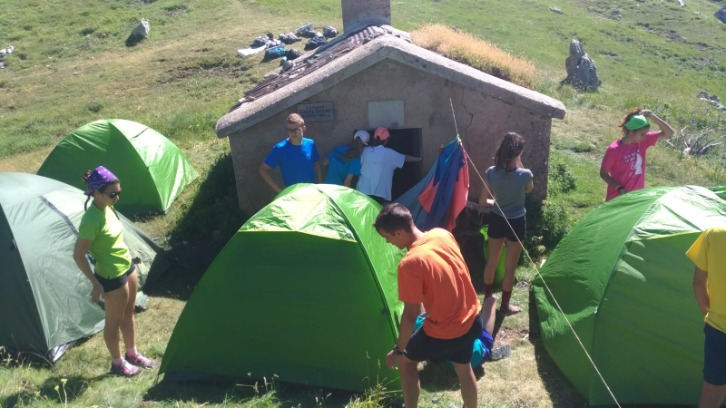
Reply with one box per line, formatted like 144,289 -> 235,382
1,0 -> 725,406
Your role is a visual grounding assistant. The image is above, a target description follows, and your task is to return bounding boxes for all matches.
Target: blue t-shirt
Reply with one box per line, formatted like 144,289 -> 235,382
264,137 -> 320,187
324,145 -> 361,185
485,166 -> 533,219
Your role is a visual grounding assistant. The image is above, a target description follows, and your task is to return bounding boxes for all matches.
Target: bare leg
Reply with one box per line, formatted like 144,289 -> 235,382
452,362 -> 477,408
484,238 -> 506,287
481,296 -> 497,334
699,382 -> 726,408
500,240 -> 524,314
120,270 -> 138,352
102,283 -> 130,360
501,239 -> 523,292
399,356 -> 420,408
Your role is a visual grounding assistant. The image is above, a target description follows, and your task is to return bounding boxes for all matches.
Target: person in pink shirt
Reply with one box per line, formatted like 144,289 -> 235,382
599,108 -> 673,201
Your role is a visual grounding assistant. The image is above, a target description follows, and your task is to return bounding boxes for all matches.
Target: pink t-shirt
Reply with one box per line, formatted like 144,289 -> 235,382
600,132 -> 659,201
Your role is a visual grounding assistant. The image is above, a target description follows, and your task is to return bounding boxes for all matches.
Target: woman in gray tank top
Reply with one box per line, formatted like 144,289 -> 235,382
478,132 -> 534,316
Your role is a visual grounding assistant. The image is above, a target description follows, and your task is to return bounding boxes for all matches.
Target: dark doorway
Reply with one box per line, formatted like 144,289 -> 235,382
384,128 -> 423,200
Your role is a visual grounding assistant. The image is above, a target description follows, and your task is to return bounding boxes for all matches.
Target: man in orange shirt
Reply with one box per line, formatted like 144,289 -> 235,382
374,203 -> 482,408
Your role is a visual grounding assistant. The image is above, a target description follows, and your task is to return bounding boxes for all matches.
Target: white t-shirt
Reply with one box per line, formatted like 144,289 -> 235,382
356,146 -> 406,201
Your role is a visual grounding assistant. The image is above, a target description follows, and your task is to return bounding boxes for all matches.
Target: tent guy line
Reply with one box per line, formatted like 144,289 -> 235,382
448,99 -> 623,408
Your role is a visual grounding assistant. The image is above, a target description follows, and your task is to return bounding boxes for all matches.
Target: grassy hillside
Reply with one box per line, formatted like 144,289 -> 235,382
1,0 -> 725,406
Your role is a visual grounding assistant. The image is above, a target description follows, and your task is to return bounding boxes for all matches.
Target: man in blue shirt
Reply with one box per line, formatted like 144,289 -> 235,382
259,113 -> 321,193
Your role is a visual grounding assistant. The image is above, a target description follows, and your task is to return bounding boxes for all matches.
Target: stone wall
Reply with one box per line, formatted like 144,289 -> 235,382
229,60 -> 552,215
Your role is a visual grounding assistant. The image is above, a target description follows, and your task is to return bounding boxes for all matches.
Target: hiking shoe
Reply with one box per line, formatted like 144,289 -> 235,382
489,345 -> 512,361
109,360 -> 141,377
125,352 -> 155,369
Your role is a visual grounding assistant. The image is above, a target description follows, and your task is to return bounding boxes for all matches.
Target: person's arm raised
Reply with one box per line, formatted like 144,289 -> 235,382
642,110 -> 674,142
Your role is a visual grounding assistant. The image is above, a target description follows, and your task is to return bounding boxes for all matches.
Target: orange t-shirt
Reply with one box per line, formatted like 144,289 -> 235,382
398,228 -> 481,339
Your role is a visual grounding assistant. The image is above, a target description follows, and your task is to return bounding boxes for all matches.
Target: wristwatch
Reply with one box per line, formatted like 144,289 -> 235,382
392,345 -> 404,356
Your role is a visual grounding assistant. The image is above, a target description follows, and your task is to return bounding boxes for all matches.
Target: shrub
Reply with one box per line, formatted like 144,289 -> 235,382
549,161 -> 577,194
525,198 -> 571,258
411,24 -> 537,89
86,101 -> 103,113
170,154 -> 247,244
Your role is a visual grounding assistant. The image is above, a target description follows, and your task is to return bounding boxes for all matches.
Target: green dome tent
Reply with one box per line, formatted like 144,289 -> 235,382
532,185 -> 726,405
160,184 -> 404,392
0,172 -> 169,363
37,119 -> 198,215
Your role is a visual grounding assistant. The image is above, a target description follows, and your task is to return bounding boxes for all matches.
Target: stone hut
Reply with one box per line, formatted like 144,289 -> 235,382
216,0 -> 566,216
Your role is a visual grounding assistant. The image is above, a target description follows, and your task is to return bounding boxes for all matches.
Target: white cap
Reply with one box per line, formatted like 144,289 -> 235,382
353,130 -> 370,145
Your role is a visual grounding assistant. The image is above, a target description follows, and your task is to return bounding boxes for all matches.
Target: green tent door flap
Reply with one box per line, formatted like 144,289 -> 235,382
0,173 -> 169,363
532,185 -> 726,405
160,184 -> 405,392
37,119 -> 198,215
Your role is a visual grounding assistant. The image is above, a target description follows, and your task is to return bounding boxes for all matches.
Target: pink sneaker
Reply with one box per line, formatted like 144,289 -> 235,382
109,360 -> 141,377
125,352 -> 155,369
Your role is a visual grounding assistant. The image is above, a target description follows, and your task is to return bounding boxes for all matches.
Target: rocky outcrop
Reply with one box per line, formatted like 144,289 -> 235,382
563,40 -> 602,91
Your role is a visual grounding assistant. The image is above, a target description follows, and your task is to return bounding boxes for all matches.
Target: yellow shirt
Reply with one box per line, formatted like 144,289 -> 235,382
686,226 -> 726,333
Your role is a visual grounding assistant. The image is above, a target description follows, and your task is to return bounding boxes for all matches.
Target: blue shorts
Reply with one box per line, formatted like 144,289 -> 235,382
704,323 -> 726,385
488,213 -> 526,242
480,329 -> 494,361
405,315 -> 484,364
95,265 -> 135,293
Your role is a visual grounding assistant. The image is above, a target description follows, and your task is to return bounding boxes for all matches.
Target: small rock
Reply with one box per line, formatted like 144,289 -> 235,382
715,7 -> 726,24
130,18 -> 150,39
549,6 -> 563,14
0,45 -> 15,57
323,26 -> 338,38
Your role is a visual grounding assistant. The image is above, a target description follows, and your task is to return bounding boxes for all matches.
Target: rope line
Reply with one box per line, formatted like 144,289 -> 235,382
449,99 -> 622,408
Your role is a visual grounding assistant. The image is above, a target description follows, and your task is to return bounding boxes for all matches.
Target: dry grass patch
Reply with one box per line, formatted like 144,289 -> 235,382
412,24 -> 537,90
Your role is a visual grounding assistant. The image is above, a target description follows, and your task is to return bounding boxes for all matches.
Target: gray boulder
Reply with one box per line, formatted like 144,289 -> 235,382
131,19 -> 150,39
563,40 -> 602,91
716,7 -> 726,24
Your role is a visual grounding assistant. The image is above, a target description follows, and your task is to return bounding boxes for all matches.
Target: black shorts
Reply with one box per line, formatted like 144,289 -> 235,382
704,323 -> 726,385
95,265 -> 135,293
488,212 -> 526,242
405,314 -> 484,364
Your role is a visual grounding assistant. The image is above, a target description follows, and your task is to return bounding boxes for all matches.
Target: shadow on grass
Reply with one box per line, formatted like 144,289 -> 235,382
145,377 -> 401,407
1,373 -> 106,407
125,34 -> 145,47
528,289 -> 586,407
143,153 -> 248,300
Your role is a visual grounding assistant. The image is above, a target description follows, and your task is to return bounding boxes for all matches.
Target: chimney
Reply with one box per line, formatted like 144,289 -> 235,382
342,0 -> 391,33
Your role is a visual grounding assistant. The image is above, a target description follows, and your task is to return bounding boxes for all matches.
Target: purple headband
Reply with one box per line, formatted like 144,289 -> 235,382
85,166 -> 118,196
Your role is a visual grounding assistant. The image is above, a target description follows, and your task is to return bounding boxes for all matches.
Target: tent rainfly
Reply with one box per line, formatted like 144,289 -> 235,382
160,184 -> 404,392
533,185 -> 726,405
0,172 -> 168,363
38,119 -> 198,215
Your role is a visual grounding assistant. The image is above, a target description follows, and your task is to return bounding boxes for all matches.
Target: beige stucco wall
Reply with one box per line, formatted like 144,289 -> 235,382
229,59 -> 552,215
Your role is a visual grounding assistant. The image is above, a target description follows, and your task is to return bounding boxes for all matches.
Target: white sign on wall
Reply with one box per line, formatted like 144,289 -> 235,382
298,102 -> 335,121
368,100 -> 405,129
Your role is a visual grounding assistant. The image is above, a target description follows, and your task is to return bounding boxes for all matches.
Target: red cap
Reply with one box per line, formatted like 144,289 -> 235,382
374,127 -> 390,142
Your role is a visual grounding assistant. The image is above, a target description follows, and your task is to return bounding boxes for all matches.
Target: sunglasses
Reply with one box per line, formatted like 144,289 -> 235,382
106,191 -> 122,198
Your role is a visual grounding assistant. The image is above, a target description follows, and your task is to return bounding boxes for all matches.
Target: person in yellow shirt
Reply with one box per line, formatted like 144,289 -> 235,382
686,226 -> 726,408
